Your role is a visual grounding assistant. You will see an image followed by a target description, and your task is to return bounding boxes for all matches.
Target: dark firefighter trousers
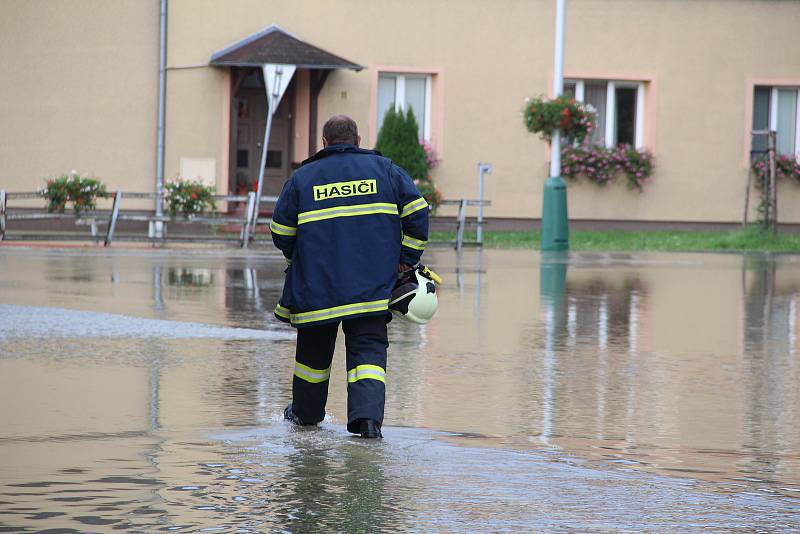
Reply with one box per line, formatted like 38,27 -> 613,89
291,315 -> 388,433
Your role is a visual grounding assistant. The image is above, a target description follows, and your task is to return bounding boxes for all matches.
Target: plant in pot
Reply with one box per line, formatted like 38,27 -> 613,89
165,178 -> 216,217
39,171 -> 109,217
235,172 -> 254,194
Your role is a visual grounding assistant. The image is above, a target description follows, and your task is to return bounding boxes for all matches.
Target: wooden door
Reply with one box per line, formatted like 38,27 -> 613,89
232,88 -> 291,202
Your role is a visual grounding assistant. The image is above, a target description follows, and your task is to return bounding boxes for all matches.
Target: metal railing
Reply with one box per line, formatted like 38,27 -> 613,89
0,190 -> 278,247
439,199 -> 492,252
1,189 -> 493,251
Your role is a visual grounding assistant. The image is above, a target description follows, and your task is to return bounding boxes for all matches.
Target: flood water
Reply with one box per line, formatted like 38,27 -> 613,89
1,246 -> 799,532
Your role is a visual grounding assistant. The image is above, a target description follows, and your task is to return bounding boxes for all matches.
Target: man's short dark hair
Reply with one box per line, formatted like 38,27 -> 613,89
322,115 -> 359,145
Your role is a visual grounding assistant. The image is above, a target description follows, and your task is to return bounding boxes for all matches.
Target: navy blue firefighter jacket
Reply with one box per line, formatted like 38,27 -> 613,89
270,144 -> 429,328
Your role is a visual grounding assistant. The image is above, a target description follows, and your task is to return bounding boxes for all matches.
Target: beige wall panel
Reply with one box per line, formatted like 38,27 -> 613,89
164,68 -> 228,191
317,69 -> 372,150
0,0 -> 158,203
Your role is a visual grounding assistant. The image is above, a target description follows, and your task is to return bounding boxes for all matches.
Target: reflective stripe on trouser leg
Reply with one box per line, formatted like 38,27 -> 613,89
342,315 -> 389,433
292,321 -> 339,424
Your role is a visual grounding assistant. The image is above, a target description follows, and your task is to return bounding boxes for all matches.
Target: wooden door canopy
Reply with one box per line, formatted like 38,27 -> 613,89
210,24 -> 362,71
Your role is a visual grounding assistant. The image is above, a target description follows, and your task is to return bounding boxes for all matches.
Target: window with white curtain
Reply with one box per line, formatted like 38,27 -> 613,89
752,86 -> 800,157
564,79 -> 645,149
377,73 -> 432,140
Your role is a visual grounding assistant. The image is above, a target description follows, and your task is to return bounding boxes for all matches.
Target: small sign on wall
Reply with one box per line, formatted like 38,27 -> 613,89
179,157 -> 216,187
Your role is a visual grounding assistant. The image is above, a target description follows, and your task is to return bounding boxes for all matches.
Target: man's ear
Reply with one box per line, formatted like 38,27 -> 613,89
322,136 -> 329,148
355,135 -> 361,148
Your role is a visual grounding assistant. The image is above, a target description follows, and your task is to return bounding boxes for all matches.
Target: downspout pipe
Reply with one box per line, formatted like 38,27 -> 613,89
155,0 -> 167,223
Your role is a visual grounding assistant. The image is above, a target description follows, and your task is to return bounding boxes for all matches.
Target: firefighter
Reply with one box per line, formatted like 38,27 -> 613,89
270,115 -> 429,439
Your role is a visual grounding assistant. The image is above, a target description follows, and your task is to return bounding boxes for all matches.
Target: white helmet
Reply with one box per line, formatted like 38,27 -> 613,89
389,265 -> 441,324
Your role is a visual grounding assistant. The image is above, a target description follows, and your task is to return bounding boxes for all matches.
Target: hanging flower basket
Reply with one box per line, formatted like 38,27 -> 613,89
523,95 -> 596,144
38,172 -> 108,217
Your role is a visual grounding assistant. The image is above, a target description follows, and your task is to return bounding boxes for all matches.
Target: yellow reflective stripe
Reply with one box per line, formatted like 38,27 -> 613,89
347,364 -> 386,384
297,202 -> 398,225
270,220 -> 297,236
275,303 -> 290,319
401,197 -> 428,218
291,299 -> 389,325
402,234 -> 427,251
294,361 -> 331,383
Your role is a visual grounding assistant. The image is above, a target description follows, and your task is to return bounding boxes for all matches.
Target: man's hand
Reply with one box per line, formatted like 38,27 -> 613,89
398,264 -> 412,272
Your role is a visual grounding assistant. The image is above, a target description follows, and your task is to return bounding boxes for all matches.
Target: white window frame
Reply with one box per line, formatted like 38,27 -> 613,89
379,72 -> 432,141
768,86 -> 800,158
569,79 -> 645,149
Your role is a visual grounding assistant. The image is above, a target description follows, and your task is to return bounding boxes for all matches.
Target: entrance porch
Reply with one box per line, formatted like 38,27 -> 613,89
210,25 -> 362,213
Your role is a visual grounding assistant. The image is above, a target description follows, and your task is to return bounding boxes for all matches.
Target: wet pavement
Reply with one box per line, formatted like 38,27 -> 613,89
1,246 -> 799,532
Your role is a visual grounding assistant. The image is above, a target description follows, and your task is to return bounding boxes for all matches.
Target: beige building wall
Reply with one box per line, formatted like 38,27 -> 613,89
2,0 -> 800,223
563,0 -> 800,223
0,0 -> 158,209
163,67 -> 229,189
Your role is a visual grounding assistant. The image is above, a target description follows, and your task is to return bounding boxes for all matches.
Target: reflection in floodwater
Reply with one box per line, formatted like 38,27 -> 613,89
527,251 -> 799,498
274,433 -> 401,532
540,250 -> 567,444
1,248 -> 800,530
741,255 -> 800,482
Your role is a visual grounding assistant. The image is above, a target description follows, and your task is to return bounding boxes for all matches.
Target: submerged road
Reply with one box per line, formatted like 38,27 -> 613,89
1,247 -> 799,531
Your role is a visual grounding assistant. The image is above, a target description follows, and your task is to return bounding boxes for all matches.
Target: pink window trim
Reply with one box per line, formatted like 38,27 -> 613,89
293,69 -> 311,164
742,78 -> 800,168
369,65 -> 444,159
220,69 -> 231,195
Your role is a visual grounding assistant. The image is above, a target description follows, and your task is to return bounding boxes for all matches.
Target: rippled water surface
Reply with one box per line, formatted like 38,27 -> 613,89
1,247 -> 799,532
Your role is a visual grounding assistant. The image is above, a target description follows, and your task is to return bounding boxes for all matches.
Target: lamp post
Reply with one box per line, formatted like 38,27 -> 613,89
540,0 -> 569,251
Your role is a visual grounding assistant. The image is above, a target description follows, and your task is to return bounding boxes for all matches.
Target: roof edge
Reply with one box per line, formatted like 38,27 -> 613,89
208,23 -> 363,71
209,23 -> 298,63
211,60 -> 363,71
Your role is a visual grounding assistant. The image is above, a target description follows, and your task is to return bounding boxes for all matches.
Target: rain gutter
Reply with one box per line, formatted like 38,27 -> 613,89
155,0 -> 167,223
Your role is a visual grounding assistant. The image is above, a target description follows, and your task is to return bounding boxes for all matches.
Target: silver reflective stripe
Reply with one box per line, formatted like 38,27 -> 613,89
401,197 -> 428,218
270,220 -> 297,236
294,361 -> 331,384
297,202 -> 398,225
347,364 -> 386,383
402,234 -> 427,250
291,299 -> 389,324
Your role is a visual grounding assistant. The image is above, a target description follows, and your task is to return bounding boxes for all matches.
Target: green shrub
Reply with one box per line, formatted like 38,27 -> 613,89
375,107 -> 428,181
